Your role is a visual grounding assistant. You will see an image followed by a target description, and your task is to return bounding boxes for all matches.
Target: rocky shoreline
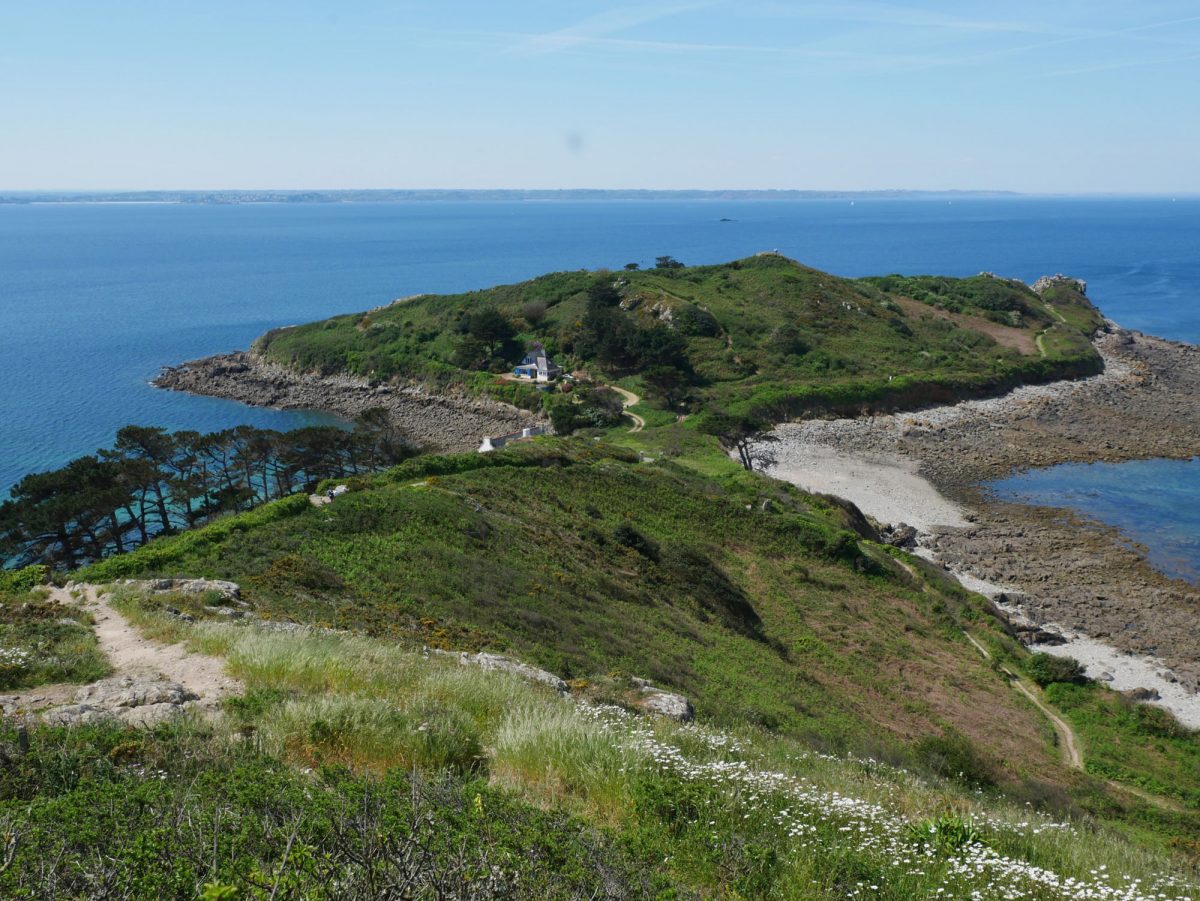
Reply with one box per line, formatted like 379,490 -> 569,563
154,350 -> 541,453
762,324 -> 1200,696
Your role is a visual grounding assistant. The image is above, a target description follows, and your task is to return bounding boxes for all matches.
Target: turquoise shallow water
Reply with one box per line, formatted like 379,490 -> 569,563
1,197 -> 1198,579
988,458 -> 1200,584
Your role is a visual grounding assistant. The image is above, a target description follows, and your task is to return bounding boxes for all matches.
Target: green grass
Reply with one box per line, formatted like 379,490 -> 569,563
0,587 -> 109,690
74,437 -> 1200,855
1046,681 -> 1200,806
2,612 -> 1195,898
82,441 -> 1060,777
257,254 -> 1104,420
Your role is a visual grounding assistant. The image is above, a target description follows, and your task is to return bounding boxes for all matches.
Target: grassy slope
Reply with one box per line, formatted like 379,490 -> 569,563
257,254 -> 1104,417
83,441 -> 1057,774
79,438 -> 1200,839
5,626 -> 1195,898
0,585 -> 108,690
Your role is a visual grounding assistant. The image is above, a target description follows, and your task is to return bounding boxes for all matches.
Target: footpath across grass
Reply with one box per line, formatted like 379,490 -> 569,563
1,610 -> 1195,899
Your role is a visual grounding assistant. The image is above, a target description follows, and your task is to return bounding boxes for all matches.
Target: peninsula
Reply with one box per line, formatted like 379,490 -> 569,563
5,255 -> 1198,895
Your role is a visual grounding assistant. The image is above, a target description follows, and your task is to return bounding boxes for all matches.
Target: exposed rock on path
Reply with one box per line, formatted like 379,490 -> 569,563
0,584 -> 242,725
155,351 -> 540,453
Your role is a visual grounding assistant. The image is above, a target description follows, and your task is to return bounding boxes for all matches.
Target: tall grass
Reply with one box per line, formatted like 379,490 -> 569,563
99,605 -> 1199,898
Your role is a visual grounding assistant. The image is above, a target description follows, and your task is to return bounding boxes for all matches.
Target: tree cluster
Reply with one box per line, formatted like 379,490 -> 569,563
454,307 -> 517,369
573,278 -> 691,378
0,413 -> 414,570
545,386 -> 625,435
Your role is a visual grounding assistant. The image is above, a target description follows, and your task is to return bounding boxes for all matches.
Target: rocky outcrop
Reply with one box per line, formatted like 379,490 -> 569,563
108,578 -> 243,603
154,351 -> 540,453
1124,687 -> 1162,702
632,678 -> 695,722
881,522 -> 919,549
39,676 -> 199,727
1031,274 -> 1087,296
432,649 -> 568,694
1014,625 -> 1067,647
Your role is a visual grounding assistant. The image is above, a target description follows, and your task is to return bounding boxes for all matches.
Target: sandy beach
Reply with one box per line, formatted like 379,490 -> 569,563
755,325 -> 1200,726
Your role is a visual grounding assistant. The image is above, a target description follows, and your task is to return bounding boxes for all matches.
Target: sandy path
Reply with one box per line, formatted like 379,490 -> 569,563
608,385 -> 645,433
0,585 -> 241,716
961,630 -> 1083,770
71,585 -> 242,706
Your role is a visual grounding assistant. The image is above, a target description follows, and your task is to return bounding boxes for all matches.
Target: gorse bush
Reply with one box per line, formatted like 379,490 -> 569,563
912,730 -> 999,790
0,722 -> 646,900
0,565 -> 46,593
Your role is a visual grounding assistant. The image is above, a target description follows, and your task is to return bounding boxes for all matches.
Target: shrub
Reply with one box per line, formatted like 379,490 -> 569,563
0,566 -> 47,593
912,730 -> 997,789
906,813 -> 985,855
613,523 -> 660,562
1026,653 -> 1088,687
674,304 -> 721,337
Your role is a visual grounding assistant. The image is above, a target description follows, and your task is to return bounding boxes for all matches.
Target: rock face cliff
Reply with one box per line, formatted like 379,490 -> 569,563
154,351 -> 539,453
1031,274 -> 1087,296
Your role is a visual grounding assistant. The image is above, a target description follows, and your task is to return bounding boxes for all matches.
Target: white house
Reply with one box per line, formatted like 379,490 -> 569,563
512,343 -> 562,382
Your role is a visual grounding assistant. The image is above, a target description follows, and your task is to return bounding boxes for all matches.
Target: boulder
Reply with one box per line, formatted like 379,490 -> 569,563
445,651 -> 568,694
1124,687 -> 1162,702
632,678 -> 695,723
1015,625 -> 1067,646
881,522 -> 919,549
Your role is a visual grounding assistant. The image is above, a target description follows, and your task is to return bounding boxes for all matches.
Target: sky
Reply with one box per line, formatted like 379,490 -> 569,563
2,1 -> 1199,193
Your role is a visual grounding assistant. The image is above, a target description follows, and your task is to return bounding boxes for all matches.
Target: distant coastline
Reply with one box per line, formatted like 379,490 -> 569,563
0,188 -> 1024,205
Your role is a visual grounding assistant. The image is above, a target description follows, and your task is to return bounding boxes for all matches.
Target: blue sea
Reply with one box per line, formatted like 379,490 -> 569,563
988,458 -> 1200,585
1,198 -> 1198,577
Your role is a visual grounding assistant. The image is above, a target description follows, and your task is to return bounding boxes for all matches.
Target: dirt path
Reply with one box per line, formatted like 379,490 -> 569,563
961,629 -> 1083,770
608,386 -> 645,433
0,585 -> 242,719
962,629 -> 1187,811
73,585 -> 241,704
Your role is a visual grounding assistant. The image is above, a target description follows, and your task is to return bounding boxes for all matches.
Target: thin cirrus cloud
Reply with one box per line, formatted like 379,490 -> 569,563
488,2 -> 1200,85
874,12 -> 1200,78
506,1 -> 723,55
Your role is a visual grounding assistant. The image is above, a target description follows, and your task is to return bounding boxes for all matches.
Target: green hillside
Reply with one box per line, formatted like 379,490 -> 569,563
78,441 -> 1200,840
257,254 -> 1104,419
3,260 -> 1194,897
80,441 -> 1053,765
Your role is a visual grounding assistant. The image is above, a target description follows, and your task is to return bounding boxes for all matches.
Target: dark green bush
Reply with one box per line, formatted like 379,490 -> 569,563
0,722 -> 650,899
1026,653 -> 1088,687
913,730 -> 998,789
613,523 -> 660,562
